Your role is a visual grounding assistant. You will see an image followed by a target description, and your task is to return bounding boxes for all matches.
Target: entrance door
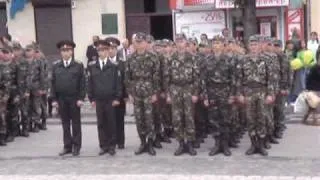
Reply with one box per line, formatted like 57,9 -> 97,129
126,15 -> 151,40
151,15 -> 173,40
34,6 -> 73,60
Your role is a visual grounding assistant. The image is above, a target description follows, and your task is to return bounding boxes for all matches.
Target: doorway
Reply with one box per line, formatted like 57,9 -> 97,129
150,15 -> 173,40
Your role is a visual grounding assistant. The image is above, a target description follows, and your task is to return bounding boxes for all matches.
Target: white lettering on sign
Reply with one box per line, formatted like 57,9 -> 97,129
215,0 -> 289,8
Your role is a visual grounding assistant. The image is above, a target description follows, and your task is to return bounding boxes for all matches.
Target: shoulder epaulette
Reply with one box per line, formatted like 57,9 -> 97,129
53,60 -> 61,65
88,61 -> 97,66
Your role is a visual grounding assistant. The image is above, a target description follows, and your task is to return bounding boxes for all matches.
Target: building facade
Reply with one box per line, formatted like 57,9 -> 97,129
3,0 -> 126,65
310,0 -> 320,34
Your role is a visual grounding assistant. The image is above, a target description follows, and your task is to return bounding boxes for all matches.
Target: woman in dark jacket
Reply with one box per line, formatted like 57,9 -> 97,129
303,61 -> 320,124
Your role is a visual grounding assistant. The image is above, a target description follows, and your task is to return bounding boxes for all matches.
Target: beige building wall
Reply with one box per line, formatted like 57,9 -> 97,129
7,2 -> 36,46
310,0 -> 320,34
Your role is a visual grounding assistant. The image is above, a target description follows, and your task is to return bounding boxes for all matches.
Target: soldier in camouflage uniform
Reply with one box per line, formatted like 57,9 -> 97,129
201,36 -> 236,156
34,45 -> 48,130
25,44 -> 46,133
125,32 -> 160,156
12,42 -> 31,137
259,37 -> 281,149
4,46 -> 20,142
236,35 -> 276,156
164,34 -> 199,156
0,48 -> 12,145
273,40 -> 291,138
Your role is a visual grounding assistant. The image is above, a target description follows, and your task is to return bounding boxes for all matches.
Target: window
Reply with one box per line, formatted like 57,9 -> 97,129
101,13 -> 118,34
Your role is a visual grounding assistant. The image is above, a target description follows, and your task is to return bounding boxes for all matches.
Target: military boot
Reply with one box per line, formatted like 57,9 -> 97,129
21,128 -> 29,137
222,137 -> 231,156
268,135 -> 279,144
274,130 -> 283,139
209,136 -> 222,156
147,139 -> 156,156
258,137 -> 268,156
40,118 -> 47,130
160,132 -> 171,143
174,140 -> 185,156
246,136 -> 257,155
264,137 -> 272,149
0,134 -> 7,146
186,141 -> 197,156
5,134 -> 14,143
153,135 -> 162,149
193,138 -> 201,149
135,135 -> 146,155
229,134 -> 239,148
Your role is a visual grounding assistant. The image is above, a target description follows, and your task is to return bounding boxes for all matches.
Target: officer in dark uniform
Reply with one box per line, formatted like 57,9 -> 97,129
87,39 -> 122,156
105,37 -> 128,149
51,40 -> 86,156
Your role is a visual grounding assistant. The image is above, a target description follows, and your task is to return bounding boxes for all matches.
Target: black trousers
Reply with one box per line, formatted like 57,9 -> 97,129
96,100 -> 116,151
47,97 -> 53,116
115,101 -> 126,146
58,98 -> 82,151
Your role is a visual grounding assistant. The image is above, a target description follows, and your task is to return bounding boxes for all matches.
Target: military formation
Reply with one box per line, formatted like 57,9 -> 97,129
126,32 -> 291,157
0,42 -> 48,146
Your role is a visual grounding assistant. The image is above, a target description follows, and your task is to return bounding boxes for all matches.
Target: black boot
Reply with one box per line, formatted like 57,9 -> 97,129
32,124 -> 40,133
135,135 -> 146,155
5,133 -> 14,143
269,135 -> 279,144
258,137 -> 268,156
264,137 -> 272,149
246,136 -> 257,155
209,136 -> 222,156
186,141 -> 197,156
229,135 -> 239,148
153,135 -> 162,149
222,138 -> 231,156
274,130 -> 283,139
0,134 -> 7,146
40,119 -> 47,130
160,132 -> 171,143
174,140 -> 185,156
147,139 -> 156,156
193,139 -> 201,149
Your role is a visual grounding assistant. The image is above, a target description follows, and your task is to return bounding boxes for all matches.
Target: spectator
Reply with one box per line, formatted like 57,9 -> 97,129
200,34 -> 209,45
118,39 -> 129,61
222,28 -> 230,38
86,35 -> 99,66
307,32 -> 319,61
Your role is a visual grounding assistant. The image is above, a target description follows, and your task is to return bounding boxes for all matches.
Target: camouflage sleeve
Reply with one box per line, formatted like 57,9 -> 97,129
272,55 -> 281,94
39,60 -> 46,91
235,55 -> 244,96
124,59 -> 133,96
152,54 -> 161,95
265,55 -> 275,96
281,54 -> 292,90
192,56 -> 200,96
163,57 -> 171,95
199,58 -> 208,99
159,55 -> 165,92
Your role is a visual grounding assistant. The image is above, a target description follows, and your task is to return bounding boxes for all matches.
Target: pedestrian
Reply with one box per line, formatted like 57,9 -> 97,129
106,37 -> 128,150
164,33 -> 199,156
51,40 -> 86,156
86,35 -> 99,66
125,32 -> 160,156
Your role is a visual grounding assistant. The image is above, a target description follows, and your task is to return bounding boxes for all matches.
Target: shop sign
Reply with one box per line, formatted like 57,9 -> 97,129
215,0 -> 289,8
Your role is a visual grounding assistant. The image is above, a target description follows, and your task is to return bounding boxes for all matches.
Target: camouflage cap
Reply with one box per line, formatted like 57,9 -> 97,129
146,35 -> 154,43
12,41 -> 22,50
188,37 -> 198,45
25,44 -> 36,50
226,37 -> 236,44
248,35 -> 259,42
134,32 -> 147,42
273,39 -> 282,47
212,35 -> 224,42
153,40 -> 162,47
161,39 -> 171,46
199,42 -> 212,48
175,33 -> 186,41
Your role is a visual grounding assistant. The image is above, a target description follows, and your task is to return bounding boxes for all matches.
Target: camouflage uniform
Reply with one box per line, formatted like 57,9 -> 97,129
0,61 -> 11,144
164,50 -> 199,155
273,40 -> 291,138
5,61 -> 20,141
16,57 -> 31,136
237,36 -> 275,156
202,51 -> 236,156
39,57 -> 49,130
28,57 -> 46,132
125,33 -> 160,155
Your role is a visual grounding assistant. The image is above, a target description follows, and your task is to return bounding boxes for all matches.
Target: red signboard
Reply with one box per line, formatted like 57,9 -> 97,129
184,0 -> 215,6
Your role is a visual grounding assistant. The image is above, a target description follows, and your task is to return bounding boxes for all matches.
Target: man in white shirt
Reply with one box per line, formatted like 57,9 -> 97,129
307,32 -> 319,60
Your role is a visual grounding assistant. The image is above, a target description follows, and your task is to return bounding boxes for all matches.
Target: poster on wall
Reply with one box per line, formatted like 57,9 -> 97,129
174,10 -> 226,41
260,22 -> 271,37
